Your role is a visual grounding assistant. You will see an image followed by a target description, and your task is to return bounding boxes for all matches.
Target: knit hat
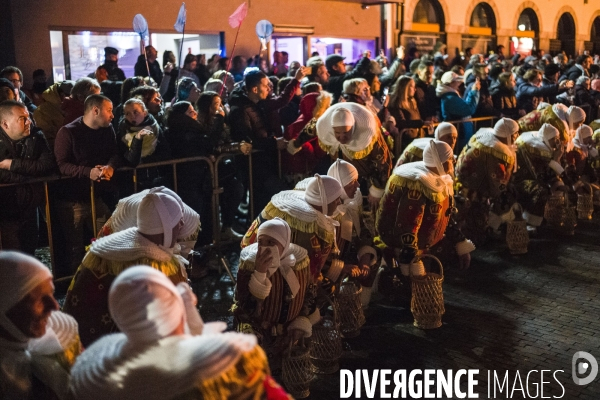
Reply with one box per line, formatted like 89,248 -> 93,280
0,251 -> 53,342
539,123 -> 559,149
327,159 -> 359,187
304,175 -> 344,213
493,118 -> 519,145
434,122 -> 457,140
137,192 -> 184,248
440,71 -> 464,84
325,54 -> 345,71
0,78 -> 16,91
567,106 -> 586,128
544,63 -> 561,77
423,140 -> 453,176
109,266 -> 185,344
257,218 -> 291,251
104,47 -> 119,56
331,107 -> 355,128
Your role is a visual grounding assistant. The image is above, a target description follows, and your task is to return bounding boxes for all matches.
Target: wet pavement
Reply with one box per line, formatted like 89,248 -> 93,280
49,216 -> 600,399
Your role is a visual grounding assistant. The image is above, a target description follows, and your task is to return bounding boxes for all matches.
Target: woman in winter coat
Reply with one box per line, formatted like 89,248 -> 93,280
283,91 -> 332,178
490,72 -> 526,120
436,71 -> 480,152
388,76 -> 429,152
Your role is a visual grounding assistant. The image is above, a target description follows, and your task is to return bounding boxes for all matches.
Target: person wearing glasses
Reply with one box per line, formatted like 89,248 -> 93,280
1,66 -> 37,113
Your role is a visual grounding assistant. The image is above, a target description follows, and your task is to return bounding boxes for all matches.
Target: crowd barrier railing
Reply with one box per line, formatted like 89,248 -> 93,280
0,152 -> 258,284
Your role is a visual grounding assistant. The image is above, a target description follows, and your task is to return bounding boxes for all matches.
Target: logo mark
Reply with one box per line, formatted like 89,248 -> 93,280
572,351 -> 598,385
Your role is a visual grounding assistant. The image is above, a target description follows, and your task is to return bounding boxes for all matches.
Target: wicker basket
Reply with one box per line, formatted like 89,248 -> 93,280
506,204 -> 529,255
282,340 -> 314,399
577,183 -> 594,220
338,281 -> 366,338
544,193 -> 566,227
410,254 -> 445,329
310,298 -> 343,374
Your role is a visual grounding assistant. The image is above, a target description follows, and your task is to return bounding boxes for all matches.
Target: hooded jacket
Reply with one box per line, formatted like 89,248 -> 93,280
32,83 -> 65,148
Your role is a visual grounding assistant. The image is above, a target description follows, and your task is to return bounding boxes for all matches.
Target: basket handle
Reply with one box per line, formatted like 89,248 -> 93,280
512,202 -> 524,215
409,254 -> 444,278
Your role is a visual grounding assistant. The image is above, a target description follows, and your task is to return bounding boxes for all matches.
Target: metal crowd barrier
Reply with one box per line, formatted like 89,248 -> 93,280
0,152 -> 258,284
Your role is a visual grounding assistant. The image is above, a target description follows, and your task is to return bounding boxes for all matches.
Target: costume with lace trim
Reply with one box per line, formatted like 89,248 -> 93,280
233,243 -> 313,350
0,311 -> 82,400
376,162 -> 473,265
242,190 -> 335,281
63,228 -> 187,347
70,332 -> 291,400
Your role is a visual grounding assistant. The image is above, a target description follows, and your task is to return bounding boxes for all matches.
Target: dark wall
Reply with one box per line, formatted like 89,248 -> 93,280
0,0 -> 16,68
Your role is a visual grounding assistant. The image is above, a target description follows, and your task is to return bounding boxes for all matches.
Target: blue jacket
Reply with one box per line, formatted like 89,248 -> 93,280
438,88 -> 479,151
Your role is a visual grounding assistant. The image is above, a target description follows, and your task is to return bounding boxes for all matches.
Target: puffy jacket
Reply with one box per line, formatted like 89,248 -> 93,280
32,83 -> 65,149
0,127 -> 57,217
516,82 -> 559,113
437,85 -> 479,150
489,83 -> 521,120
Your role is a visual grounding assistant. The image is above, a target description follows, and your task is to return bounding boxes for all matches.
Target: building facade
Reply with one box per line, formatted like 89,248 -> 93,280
4,0 -> 600,86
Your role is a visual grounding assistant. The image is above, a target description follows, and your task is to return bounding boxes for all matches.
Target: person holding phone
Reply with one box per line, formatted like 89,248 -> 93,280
325,51 -> 372,103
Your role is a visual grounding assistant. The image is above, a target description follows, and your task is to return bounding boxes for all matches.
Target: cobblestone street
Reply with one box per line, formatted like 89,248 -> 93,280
192,217 -> 600,400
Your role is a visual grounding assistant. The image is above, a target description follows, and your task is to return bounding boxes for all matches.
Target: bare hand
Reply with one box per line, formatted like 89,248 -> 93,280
136,128 -> 152,140
367,194 -> 381,212
458,253 -> 471,270
295,66 -> 310,81
552,145 -> 564,162
342,263 -> 361,278
276,137 -> 288,150
0,159 -> 12,170
255,246 -> 273,273
90,167 -> 103,181
396,46 -> 405,60
99,165 -> 114,180
472,79 -> 481,91
363,50 -> 372,59
216,106 -> 225,117
240,142 -> 252,155
164,62 -> 174,73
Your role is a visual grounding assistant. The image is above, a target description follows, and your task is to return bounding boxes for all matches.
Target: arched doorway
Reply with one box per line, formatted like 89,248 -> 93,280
592,16 -> 600,55
512,8 -> 539,56
463,3 -> 497,55
557,13 -> 576,58
403,0 -> 446,55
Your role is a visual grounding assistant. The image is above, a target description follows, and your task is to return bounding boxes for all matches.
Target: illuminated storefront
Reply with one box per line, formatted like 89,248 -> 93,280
462,3 -> 496,56
511,9 -> 539,56
401,0 -> 445,54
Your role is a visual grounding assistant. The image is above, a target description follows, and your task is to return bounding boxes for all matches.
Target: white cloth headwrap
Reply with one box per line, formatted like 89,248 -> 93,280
434,122 -> 457,140
327,159 -> 358,199
331,107 -> 355,128
109,266 -> 185,344
552,103 -> 568,121
494,117 -> 519,171
567,106 -> 586,129
573,125 -> 593,157
304,174 -> 344,213
423,140 -> 454,196
257,218 -> 300,296
0,251 -> 53,343
137,192 -> 183,248
539,123 -> 560,150
111,187 -> 200,244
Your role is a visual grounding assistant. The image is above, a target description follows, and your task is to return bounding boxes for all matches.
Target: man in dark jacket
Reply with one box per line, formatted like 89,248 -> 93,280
0,101 -> 56,254
517,69 -> 572,113
326,53 -> 371,103
542,63 -> 562,104
100,47 -> 126,82
1,66 -> 37,114
229,71 -> 289,212
53,94 -> 123,276
134,46 -> 163,85
414,61 -> 438,121
560,55 -> 592,83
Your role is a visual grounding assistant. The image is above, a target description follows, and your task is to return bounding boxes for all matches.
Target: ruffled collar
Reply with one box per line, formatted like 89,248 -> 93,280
393,162 -> 454,198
